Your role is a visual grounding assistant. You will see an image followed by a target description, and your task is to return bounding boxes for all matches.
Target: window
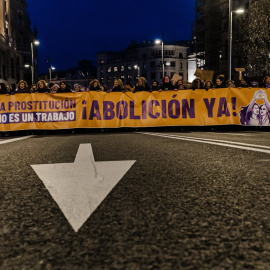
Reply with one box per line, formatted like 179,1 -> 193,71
143,63 -> 146,70
179,62 -> 183,69
128,65 -> 132,70
171,61 -> 175,67
127,75 -> 132,79
114,66 -> 118,72
150,61 -> 155,68
121,75 -> 125,80
179,52 -> 183,59
100,59 -> 104,64
100,68 -> 103,74
108,67 -> 111,73
121,65 -> 125,71
151,72 -> 156,80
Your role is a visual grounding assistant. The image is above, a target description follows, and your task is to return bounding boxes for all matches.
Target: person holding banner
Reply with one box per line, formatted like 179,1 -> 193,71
191,78 -> 204,90
124,81 -> 135,92
159,75 -> 174,91
204,80 -> 214,91
36,80 -> 49,93
214,75 -> 226,88
110,78 -> 125,93
150,80 -> 159,92
174,79 -> 186,90
58,81 -> 71,93
50,84 -> 60,94
14,80 -> 30,94
88,79 -> 104,92
262,76 -> 270,88
0,83 -> 9,95
134,77 -> 150,92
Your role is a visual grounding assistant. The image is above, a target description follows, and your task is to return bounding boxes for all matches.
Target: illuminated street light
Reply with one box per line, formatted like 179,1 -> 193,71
49,65 -> 56,84
134,64 -> 140,79
228,0 -> 245,80
31,40 -> 39,85
155,33 -> 164,77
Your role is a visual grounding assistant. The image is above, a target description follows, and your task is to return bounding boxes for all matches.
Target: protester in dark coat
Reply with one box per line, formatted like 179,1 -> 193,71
191,78 -> 204,90
174,79 -> 186,90
204,80 -> 214,91
111,79 -> 125,93
134,77 -> 150,92
215,75 -> 226,88
237,78 -> 249,88
150,80 -> 159,92
88,79 -> 104,92
58,81 -> 71,93
36,80 -> 49,93
14,80 -> 30,94
0,83 -> 9,95
262,76 -> 270,88
159,75 -> 174,91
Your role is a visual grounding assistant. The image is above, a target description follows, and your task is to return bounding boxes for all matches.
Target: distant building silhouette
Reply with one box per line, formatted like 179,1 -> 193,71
97,40 -> 189,88
0,0 -> 38,85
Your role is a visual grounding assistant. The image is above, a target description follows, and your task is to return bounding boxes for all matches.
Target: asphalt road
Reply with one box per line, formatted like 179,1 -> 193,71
0,129 -> 269,269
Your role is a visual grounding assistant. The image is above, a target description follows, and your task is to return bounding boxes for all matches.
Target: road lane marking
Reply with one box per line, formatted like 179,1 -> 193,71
213,133 -> 253,136
32,144 -> 136,232
0,136 -> 35,145
137,132 -> 270,154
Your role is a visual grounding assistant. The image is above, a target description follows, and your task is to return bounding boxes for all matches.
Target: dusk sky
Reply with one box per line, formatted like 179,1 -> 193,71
26,0 -> 195,73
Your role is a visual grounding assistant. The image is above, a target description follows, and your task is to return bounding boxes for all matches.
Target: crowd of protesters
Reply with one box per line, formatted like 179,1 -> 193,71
0,75 -> 270,96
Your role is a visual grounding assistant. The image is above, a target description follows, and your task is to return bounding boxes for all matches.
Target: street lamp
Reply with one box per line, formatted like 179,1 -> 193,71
134,65 -> 140,79
31,40 -> 40,85
49,66 -> 55,84
228,0 -> 244,80
155,33 -> 164,77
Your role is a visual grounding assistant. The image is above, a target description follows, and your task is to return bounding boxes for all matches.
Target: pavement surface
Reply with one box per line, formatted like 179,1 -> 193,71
0,128 -> 269,269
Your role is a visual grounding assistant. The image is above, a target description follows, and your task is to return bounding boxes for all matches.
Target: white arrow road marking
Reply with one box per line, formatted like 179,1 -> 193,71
31,144 -> 136,232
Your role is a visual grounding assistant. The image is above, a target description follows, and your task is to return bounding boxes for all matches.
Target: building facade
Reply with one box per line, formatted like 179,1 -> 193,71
97,40 -> 189,89
194,0 -> 249,81
0,0 -> 37,85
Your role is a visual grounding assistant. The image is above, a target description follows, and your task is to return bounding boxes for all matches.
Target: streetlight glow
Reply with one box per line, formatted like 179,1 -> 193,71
155,39 -> 161,45
33,40 -> 40,46
24,64 -> 30,68
235,9 -> 244,14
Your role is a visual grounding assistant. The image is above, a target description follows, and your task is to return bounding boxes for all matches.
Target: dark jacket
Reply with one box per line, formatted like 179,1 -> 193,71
159,82 -> 174,90
134,84 -> 150,92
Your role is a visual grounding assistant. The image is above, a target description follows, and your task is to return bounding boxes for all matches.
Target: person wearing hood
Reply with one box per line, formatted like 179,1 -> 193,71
134,77 -> 150,92
159,75 -> 174,91
36,80 -> 49,93
150,80 -> 159,92
15,80 -> 30,94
